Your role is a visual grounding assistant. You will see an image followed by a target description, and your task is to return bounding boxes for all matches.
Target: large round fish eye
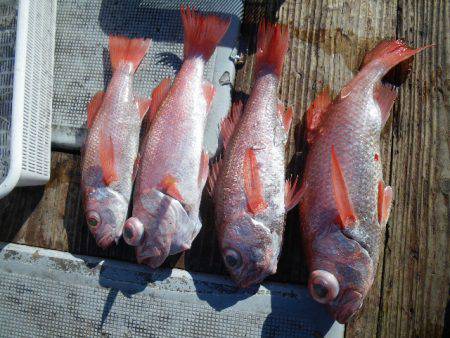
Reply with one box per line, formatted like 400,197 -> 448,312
86,210 -> 101,228
224,248 -> 243,269
308,270 -> 340,304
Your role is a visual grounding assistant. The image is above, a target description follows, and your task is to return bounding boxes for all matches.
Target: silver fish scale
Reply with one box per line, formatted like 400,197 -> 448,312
216,73 -> 287,254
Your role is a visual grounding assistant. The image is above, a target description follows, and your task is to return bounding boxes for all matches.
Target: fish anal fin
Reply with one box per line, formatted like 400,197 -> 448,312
137,98 -> 151,120
203,81 -> 216,112
331,145 -> 357,229
220,101 -> 243,150
87,91 -> 105,129
158,174 -> 184,202
198,150 -> 209,188
306,87 -> 332,143
378,180 -> 393,226
207,157 -> 223,197
149,78 -> 172,123
243,149 -> 268,215
285,176 -> 306,212
374,83 -> 398,128
99,132 -> 119,186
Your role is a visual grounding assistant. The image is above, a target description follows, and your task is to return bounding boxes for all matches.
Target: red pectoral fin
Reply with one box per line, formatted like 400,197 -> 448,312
306,87 -> 332,143
331,145 -> 357,228
99,132 -> 119,186
132,153 -> 141,182
87,91 -> 105,129
149,77 -> 172,123
158,175 -> 184,202
137,98 -> 151,120
374,83 -> 398,128
285,176 -> 306,212
203,81 -> 216,113
243,149 -> 268,215
207,157 -> 223,197
378,180 -> 393,226
198,150 -> 209,188
277,104 -> 293,133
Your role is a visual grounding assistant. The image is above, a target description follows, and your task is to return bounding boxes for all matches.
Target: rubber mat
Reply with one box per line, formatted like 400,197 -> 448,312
0,243 -> 343,337
51,0 -> 243,153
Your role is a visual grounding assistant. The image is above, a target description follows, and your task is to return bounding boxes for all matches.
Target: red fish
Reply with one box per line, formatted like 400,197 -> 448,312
82,36 -> 151,249
208,22 -> 302,288
299,40 -> 431,323
123,7 -> 230,267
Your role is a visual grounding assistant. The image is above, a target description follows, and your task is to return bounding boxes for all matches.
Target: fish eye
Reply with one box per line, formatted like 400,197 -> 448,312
86,211 -> 101,228
308,270 -> 340,304
224,248 -> 243,269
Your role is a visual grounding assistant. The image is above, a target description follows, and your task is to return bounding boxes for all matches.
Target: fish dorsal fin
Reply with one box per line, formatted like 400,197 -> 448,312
331,145 -> 357,229
378,180 -> 393,227
99,132 -> 119,186
277,103 -> 293,133
136,98 -> 151,120
306,87 -> 332,143
285,176 -> 306,212
207,157 -> 223,197
220,101 -> 243,150
87,91 -> 105,129
374,83 -> 398,128
198,150 -> 209,188
158,174 -> 184,202
149,77 -> 172,123
243,148 -> 268,215
203,81 -> 216,113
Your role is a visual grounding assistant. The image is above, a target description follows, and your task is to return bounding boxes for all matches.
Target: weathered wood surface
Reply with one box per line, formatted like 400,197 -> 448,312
0,0 -> 448,336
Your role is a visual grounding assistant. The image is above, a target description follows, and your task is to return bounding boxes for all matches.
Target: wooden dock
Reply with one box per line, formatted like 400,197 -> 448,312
0,0 -> 448,336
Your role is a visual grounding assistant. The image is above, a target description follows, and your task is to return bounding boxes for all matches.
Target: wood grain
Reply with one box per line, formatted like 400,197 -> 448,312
0,0 -> 447,336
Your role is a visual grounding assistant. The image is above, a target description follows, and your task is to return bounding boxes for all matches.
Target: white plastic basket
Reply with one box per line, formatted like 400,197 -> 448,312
0,0 -> 56,198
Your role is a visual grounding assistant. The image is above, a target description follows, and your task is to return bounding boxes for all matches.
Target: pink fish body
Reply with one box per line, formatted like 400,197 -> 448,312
299,41 -> 430,323
82,36 -> 151,249
209,22 -> 302,288
123,7 -> 230,268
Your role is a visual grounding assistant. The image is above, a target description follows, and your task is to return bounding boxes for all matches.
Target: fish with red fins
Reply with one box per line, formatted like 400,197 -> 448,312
123,6 -> 230,267
299,40 -> 431,323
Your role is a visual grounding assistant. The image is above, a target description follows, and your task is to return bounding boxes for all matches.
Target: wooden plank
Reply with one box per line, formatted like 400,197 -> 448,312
376,0 -> 449,336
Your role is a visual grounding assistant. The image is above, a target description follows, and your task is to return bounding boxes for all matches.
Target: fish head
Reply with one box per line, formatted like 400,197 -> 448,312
306,226 -> 373,323
124,188 -> 200,268
84,186 -> 128,249
220,214 -> 280,288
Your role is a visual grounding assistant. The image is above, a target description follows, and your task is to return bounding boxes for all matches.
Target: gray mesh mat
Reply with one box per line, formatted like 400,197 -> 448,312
0,243 -> 343,337
51,0 -> 243,153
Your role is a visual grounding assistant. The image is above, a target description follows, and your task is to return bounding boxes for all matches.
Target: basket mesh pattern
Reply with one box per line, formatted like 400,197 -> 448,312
52,0 -> 243,148
0,3 -> 16,182
21,0 -> 55,177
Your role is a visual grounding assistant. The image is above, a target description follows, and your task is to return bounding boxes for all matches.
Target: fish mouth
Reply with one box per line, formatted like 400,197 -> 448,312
332,290 -> 363,323
235,265 -> 274,288
136,245 -> 168,269
96,232 -> 115,249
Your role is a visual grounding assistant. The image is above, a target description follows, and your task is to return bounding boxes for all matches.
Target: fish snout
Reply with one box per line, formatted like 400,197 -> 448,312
96,231 -> 115,249
333,290 -> 363,323
308,270 -> 340,304
123,217 -> 144,246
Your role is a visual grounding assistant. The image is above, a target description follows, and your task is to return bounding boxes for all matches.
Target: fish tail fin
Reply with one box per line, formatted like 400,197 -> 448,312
255,20 -> 289,78
180,6 -> 230,61
109,35 -> 151,73
361,40 -> 433,86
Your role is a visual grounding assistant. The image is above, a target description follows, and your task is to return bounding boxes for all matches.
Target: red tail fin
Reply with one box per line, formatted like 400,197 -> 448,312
109,36 -> 151,73
180,6 -> 230,61
255,20 -> 289,77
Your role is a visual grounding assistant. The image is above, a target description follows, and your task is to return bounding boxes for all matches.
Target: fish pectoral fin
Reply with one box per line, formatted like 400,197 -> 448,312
378,180 -> 393,227
374,83 -> 398,128
136,98 -> 151,120
158,174 -> 184,203
87,91 -> 105,129
149,77 -> 172,123
203,81 -> 216,113
331,145 -> 358,229
99,131 -> 119,186
220,101 -> 243,150
207,157 -> 223,197
198,150 -> 209,188
132,153 -> 141,183
277,103 -> 293,133
285,176 -> 306,212
306,87 -> 332,143
244,148 -> 268,215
